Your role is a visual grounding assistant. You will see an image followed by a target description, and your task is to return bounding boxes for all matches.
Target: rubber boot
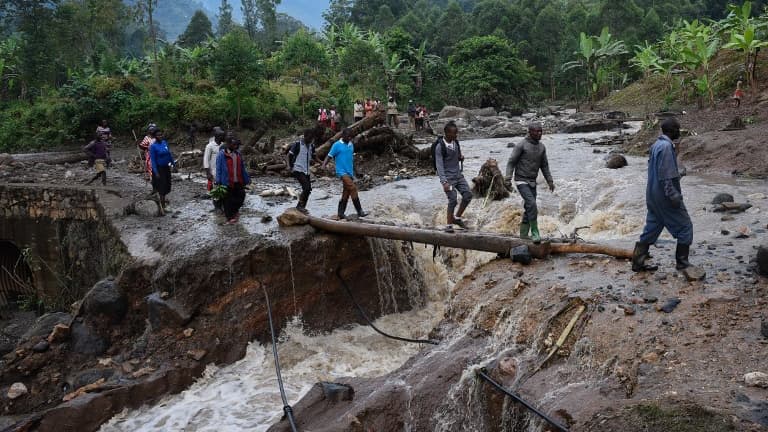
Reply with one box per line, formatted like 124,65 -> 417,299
296,193 -> 309,214
529,220 -> 541,243
675,243 -> 692,270
337,200 -> 348,219
632,241 -> 658,272
519,222 -> 530,239
352,198 -> 368,217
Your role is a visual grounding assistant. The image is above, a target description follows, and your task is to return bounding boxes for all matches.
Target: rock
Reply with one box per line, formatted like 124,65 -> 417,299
683,266 -> 706,281
47,324 -> 71,344
183,328 -> 195,338
712,193 -> 735,205
277,208 -> 309,227
510,245 -> 532,265
82,278 -> 128,324
187,349 -> 207,361
605,154 -> 628,169
7,383 -> 27,399
560,118 -> 622,134
619,304 -> 635,316
320,382 -> 354,403
721,215 -> 735,221
22,312 -> 71,342
470,107 -> 497,117
641,352 -> 659,363
260,215 -> 273,223
131,367 -> 156,378
747,193 -> 766,200
735,226 -> 751,238
32,340 -> 49,353
744,372 -> 768,388
70,322 -> 108,355
147,293 -> 192,330
761,315 -> 768,339
489,122 -> 527,138
71,368 -> 114,390
713,202 -> 752,213
476,116 -> 502,127
757,246 -> 768,276
438,105 -> 472,120
657,298 -> 681,313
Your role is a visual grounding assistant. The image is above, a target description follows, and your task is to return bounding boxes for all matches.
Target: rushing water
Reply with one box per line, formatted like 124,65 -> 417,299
101,126 -> 768,431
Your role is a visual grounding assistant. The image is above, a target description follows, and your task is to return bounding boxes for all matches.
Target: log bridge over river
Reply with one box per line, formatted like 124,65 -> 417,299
279,209 -> 633,260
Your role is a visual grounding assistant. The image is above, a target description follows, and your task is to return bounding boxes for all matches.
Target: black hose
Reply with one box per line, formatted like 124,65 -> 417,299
263,286 -> 299,432
477,368 -> 569,432
336,268 -> 439,345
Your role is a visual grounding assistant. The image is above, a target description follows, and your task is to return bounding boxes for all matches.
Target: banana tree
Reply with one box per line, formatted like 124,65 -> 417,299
562,27 -> 627,108
679,20 -> 719,106
724,23 -> 768,88
382,52 -> 412,97
408,40 -> 442,96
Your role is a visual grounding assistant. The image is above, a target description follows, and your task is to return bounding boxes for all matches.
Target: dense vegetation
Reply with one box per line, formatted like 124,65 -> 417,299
0,0 -> 763,150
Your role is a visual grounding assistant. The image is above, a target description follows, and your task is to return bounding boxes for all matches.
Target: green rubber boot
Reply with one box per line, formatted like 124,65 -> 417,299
529,220 -> 541,243
519,222 -> 530,239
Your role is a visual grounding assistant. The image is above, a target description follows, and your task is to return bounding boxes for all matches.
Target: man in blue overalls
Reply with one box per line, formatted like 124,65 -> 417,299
633,118 -> 694,272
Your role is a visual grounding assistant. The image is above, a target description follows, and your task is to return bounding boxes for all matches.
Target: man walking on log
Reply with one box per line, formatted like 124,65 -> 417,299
435,121 -> 472,230
505,122 -> 555,243
323,128 -> 369,220
632,118 -> 695,272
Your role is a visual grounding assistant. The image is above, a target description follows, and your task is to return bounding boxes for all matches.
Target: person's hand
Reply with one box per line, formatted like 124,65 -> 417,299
459,155 -> 465,162
442,182 -> 451,192
548,182 -> 555,192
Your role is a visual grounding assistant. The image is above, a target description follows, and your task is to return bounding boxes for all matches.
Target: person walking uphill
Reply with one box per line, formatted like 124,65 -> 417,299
505,122 -> 555,243
216,137 -> 251,224
435,122 -> 472,230
322,128 -> 369,220
148,128 -> 176,214
632,118 -> 696,273
287,128 -> 316,214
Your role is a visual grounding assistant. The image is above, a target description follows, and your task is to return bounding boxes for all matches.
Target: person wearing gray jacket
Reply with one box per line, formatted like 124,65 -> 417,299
506,122 -> 555,242
435,122 -> 472,229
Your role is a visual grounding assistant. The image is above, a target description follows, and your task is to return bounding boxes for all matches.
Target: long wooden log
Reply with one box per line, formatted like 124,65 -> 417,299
316,112 -> 386,159
279,209 -> 632,260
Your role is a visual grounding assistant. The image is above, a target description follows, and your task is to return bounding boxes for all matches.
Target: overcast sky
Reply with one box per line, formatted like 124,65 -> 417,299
277,0 -> 330,30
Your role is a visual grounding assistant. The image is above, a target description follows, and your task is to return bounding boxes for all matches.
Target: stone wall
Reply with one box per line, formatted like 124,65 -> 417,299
0,184 -> 102,221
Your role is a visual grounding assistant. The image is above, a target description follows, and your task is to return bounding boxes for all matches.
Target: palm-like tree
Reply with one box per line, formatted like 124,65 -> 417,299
563,27 -> 627,107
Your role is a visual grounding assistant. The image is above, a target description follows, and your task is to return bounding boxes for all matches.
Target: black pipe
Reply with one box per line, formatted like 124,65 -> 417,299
476,368 -> 569,432
336,268 -> 439,345
263,286 -> 299,432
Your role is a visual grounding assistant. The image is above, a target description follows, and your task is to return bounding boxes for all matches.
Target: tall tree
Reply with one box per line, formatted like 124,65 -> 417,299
217,0 -> 234,37
178,10 -> 212,48
531,3 -> 565,99
255,0 -> 281,50
212,28 -> 263,127
241,0 -> 258,39
323,0 -> 352,31
280,29 -> 328,117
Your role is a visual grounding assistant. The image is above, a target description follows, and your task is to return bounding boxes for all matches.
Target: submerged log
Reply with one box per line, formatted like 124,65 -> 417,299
278,209 -> 633,260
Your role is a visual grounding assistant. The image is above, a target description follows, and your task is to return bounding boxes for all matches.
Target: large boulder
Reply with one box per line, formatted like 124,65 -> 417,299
489,122 -> 527,138
712,193 -> 735,205
21,312 -> 72,342
475,116 -> 503,128
70,322 -> 109,355
82,278 -> 127,324
560,118 -> 623,134
470,107 -> 497,117
606,153 -> 628,169
147,293 -> 192,330
438,105 -> 472,120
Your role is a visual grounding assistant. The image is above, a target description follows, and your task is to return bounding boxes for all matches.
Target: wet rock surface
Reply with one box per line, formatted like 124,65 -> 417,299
82,278 -> 127,323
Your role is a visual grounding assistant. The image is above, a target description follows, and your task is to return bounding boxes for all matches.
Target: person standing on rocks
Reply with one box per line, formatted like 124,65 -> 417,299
216,136 -> 251,224
204,127 -> 226,210
632,118 -> 695,272
435,121 -> 472,230
83,131 -> 110,186
505,122 -> 555,243
407,100 -> 416,129
287,128 -> 317,214
148,128 -> 176,213
322,128 -> 369,220
387,97 -> 399,128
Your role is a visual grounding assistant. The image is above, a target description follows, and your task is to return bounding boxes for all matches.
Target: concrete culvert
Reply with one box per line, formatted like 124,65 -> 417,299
0,241 -> 35,307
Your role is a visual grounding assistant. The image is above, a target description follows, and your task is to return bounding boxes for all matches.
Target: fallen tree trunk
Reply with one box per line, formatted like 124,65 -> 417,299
278,209 -> 632,260
316,112 -> 386,159
12,151 -> 89,165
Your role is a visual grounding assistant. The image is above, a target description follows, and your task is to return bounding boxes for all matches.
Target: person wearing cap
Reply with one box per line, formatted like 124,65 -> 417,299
505,122 -> 555,243
386,97 -> 399,128
632,118 -> 695,273
407,100 -> 416,129
204,127 -> 226,210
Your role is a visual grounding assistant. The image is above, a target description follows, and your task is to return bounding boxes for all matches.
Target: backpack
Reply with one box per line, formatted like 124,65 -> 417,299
430,136 -> 461,171
287,141 -> 301,170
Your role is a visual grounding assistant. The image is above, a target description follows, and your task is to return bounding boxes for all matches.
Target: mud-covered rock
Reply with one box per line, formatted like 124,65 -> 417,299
82,278 -> 127,324
560,118 -> 623,134
682,266 -> 706,281
147,293 -> 191,330
31,340 -> 49,353
712,193 -> 735,205
70,368 -> 114,390
321,382 -> 354,402
489,122 -> 526,138
744,372 -> 768,388
757,245 -> 768,276
21,312 -> 71,342
510,245 -> 532,265
606,153 -> 628,169
470,107 -> 497,117
438,106 -> 472,120
7,382 -> 28,399
713,202 -> 752,213
70,322 -> 108,355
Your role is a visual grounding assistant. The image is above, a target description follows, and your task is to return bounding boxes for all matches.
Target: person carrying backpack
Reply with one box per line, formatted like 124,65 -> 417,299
434,121 -> 472,230
505,122 -> 555,243
286,128 -> 317,214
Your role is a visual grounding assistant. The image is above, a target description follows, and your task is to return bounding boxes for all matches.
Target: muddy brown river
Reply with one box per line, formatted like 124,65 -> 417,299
99,124 -> 768,431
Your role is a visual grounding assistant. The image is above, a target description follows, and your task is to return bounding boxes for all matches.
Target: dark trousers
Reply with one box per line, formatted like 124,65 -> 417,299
293,172 -> 311,202
223,184 -> 246,219
517,183 -> 538,223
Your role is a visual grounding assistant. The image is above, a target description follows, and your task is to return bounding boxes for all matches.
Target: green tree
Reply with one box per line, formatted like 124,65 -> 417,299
212,28 -> 263,127
448,35 -> 535,108
217,0 -> 235,37
323,0 -> 352,31
432,0 -> 464,57
178,10 -> 213,48
338,37 -> 382,97
280,29 -> 328,117
531,3 -> 565,100
639,8 -> 663,43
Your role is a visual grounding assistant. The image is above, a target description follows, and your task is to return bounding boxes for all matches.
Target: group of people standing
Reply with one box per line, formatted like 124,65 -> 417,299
202,127 -> 251,224
407,101 -> 429,130
317,106 -> 342,133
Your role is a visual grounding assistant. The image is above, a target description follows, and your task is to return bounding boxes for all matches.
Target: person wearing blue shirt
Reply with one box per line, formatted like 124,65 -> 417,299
322,128 -> 369,219
148,128 -> 176,214
633,118 -> 696,273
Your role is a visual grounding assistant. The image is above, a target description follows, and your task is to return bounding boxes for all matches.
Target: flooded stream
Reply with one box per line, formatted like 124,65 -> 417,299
101,126 -> 768,431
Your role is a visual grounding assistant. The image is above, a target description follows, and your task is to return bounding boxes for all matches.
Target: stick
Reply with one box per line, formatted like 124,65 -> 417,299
535,304 -> 586,372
